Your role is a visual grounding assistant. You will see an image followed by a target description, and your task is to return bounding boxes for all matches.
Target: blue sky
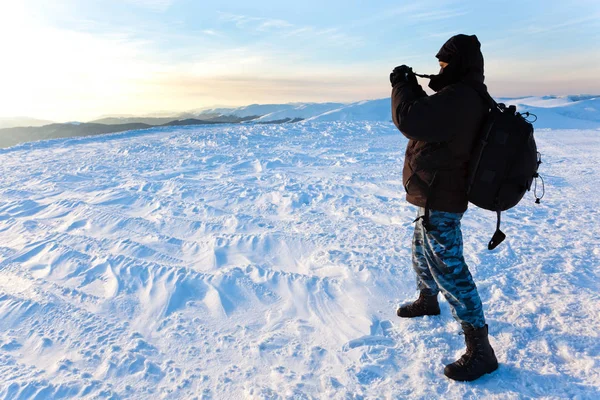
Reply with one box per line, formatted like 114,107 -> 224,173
1,0 -> 598,121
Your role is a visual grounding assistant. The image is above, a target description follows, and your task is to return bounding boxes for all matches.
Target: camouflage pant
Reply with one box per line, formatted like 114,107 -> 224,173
412,207 -> 485,329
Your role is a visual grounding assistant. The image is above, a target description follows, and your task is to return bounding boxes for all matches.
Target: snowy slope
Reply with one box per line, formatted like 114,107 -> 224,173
192,103 -> 342,120
0,120 -> 599,399
191,95 -> 600,129
198,103 -> 298,118
304,99 -> 392,122
496,95 -> 598,109
192,99 -> 391,123
510,97 -> 600,129
253,103 -> 344,122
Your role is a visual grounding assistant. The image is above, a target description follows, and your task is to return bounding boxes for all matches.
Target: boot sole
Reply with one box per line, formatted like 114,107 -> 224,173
396,309 -> 441,318
444,362 -> 499,382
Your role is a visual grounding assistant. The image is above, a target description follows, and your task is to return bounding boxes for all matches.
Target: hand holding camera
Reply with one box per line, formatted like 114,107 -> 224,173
390,65 -> 419,87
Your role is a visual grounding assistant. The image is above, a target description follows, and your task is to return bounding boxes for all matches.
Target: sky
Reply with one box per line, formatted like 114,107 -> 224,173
0,0 -> 598,122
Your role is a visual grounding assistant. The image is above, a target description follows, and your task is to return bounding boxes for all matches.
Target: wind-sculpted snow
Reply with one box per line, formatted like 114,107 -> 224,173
0,123 -> 599,398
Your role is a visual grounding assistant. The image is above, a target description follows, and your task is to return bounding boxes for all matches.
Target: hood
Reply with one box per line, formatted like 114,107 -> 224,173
436,34 -> 484,83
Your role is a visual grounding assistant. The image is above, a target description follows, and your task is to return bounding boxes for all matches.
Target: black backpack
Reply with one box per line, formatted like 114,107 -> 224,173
468,89 -> 544,250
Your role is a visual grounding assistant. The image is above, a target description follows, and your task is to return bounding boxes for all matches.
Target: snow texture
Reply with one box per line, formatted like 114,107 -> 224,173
0,98 -> 599,399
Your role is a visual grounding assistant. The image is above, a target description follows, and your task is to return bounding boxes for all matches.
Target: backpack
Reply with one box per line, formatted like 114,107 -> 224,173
467,89 -> 544,250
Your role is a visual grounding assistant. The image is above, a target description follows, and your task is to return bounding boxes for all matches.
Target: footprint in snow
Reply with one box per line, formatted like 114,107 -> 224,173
342,319 -> 395,351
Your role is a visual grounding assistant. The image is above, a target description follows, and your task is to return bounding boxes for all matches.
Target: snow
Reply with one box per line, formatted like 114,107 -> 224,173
304,99 -> 392,122
0,103 -> 600,398
196,95 -> 600,129
252,103 -> 344,122
194,103 -> 344,120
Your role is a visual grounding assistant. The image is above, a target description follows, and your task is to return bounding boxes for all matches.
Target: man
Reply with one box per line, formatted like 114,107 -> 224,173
389,34 -> 498,381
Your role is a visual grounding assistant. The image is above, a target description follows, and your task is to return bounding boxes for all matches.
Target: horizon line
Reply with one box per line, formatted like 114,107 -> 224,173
2,93 -> 599,124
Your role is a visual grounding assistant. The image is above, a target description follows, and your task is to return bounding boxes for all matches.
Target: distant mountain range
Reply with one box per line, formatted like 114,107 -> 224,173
0,116 -> 258,149
88,114 -> 253,125
0,123 -> 154,149
0,117 -> 54,130
1,95 -> 598,149
156,95 -> 600,127
0,102 -> 365,148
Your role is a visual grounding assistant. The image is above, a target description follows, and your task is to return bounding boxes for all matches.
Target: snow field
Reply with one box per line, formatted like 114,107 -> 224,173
0,122 -> 599,399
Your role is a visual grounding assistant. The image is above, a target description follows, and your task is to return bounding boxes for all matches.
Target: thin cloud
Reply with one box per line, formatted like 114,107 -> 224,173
283,26 -> 362,47
257,19 -> 294,31
217,13 -> 264,29
218,12 -> 363,47
519,13 -> 600,35
343,2 -> 468,30
407,9 -> 469,22
124,0 -> 175,12
218,13 -> 295,33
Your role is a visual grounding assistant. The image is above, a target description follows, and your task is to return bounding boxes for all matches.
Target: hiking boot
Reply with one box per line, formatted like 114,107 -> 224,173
397,291 -> 441,318
444,324 -> 499,381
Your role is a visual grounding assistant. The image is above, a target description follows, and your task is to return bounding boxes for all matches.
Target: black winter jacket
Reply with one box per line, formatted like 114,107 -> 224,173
391,35 -> 488,213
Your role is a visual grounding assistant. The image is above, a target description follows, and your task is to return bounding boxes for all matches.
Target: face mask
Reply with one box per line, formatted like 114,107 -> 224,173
428,64 -> 460,92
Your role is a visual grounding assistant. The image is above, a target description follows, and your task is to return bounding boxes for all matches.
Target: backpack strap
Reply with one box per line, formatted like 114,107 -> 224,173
467,115 -> 496,195
466,81 -> 497,110
488,210 -> 506,250
413,171 -> 438,231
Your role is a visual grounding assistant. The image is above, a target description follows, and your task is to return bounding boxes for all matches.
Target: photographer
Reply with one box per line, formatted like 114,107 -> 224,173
390,34 -> 498,382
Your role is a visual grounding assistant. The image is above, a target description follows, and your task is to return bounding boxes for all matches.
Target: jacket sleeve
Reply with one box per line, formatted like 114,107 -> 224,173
391,82 -> 467,143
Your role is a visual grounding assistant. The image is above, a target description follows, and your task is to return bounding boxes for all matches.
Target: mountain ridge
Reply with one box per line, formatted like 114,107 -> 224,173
2,95 -> 598,149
